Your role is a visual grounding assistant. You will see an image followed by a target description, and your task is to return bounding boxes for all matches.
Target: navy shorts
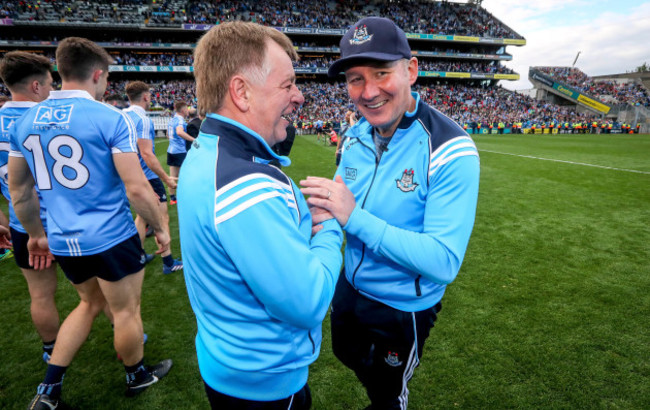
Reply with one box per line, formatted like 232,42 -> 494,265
149,178 -> 168,203
54,234 -> 145,284
167,152 -> 187,167
9,227 -> 33,269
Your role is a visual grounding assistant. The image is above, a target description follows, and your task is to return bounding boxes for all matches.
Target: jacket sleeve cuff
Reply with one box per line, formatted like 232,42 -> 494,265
344,205 -> 387,251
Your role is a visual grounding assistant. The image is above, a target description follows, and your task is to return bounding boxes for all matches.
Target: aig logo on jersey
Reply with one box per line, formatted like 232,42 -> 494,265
34,105 -> 74,125
1,116 -> 19,133
396,169 -> 418,192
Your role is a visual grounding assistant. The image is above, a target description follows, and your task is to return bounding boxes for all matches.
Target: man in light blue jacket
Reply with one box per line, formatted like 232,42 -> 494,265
178,22 -> 343,409
302,17 -> 480,409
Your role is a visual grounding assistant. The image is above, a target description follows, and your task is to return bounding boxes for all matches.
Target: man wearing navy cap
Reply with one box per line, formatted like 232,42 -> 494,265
301,17 -> 480,408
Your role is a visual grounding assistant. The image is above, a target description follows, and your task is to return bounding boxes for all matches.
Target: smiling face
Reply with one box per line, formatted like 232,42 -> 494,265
345,58 -> 418,137
246,39 -> 304,146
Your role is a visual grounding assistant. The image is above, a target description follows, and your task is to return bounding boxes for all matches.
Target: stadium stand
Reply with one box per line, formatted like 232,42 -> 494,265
1,0 -> 645,133
1,0 -> 522,38
535,66 -> 650,107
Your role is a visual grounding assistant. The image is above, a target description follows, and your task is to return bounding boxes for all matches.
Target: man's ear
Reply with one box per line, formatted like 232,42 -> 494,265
29,79 -> 41,95
92,69 -> 104,83
229,75 -> 250,112
407,57 -> 418,85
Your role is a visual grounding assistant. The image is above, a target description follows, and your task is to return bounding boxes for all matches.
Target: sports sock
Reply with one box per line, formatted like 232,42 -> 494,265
42,340 -> 56,356
38,363 -> 67,399
170,194 -> 176,201
162,255 -> 174,267
125,358 -> 151,384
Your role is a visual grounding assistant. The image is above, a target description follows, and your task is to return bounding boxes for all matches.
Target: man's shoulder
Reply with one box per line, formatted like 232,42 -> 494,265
416,103 -> 469,148
217,154 -> 290,190
214,158 -> 295,225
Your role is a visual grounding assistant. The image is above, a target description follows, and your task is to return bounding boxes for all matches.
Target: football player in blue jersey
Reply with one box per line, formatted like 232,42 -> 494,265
301,17 -> 480,408
8,37 -> 173,409
124,81 -> 183,274
166,100 -> 194,204
0,51 -> 61,364
178,22 -> 343,409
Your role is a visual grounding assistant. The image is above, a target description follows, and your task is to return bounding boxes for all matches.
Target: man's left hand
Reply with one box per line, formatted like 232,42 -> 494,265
300,175 -> 356,226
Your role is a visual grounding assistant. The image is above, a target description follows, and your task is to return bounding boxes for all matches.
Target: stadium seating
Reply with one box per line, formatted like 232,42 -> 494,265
536,66 -> 650,107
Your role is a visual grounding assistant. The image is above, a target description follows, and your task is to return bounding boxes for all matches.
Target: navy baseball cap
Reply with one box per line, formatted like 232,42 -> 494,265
328,17 -> 412,77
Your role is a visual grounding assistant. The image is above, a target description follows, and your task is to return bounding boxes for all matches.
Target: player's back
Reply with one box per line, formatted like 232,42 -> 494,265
10,90 -> 139,256
0,101 -> 49,233
124,105 -> 157,180
167,113 -> 187,154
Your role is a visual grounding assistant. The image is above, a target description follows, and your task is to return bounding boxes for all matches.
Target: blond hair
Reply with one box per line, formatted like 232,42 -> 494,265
193,22 -> 298,114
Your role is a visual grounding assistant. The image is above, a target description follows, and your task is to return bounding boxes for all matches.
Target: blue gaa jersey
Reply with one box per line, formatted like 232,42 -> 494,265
178,113 -> 343,401
0,101 -> 48,233
335,92 -> 480,312
167,113 -> 187,154
9,90 -> 139,256
124,105 -> 157,180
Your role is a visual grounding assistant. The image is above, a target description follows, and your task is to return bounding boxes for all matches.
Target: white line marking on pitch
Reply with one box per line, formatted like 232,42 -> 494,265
480,150 -> 650,175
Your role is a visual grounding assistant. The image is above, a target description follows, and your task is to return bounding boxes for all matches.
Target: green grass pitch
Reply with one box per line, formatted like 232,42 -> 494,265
1,133 -> 649,409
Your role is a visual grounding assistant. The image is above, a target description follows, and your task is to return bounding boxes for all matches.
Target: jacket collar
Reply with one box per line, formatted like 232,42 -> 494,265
202,113 -> 291,167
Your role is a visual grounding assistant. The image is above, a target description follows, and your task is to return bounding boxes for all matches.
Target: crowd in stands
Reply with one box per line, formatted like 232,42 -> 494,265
375,0 -> 518,38
1,0 -> 521,38
416,83 -> 599,129
104,79 -> 197,109
418,61 -> 514,74
537,66 -> 650,107
0,77 -> 633,131
96,79 -> 602,129
112,52 -> 194,66
0,49 -> 513,74
2,0 -> 147,24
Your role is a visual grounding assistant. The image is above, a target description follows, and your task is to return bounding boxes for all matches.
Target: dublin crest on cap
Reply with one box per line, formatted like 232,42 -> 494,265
328,17 -> 412,77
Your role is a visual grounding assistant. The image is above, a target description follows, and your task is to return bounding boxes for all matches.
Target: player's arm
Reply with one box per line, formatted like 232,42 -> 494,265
113,152 -> 170,254
7,155 -> 52,269
8,156 -> 46,239
176,125 -> 194,142
136,138 -> 176,188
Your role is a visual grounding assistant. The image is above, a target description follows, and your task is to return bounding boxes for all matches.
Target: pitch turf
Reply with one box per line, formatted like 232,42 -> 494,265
1,133 -> 648,409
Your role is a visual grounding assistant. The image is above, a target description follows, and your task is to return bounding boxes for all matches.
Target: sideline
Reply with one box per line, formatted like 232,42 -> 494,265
480,149 -> 650,175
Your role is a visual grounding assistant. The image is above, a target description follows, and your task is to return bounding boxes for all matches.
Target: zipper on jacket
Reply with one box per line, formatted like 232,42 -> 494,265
415,276 -> 422,297
351,151 -> 380,288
